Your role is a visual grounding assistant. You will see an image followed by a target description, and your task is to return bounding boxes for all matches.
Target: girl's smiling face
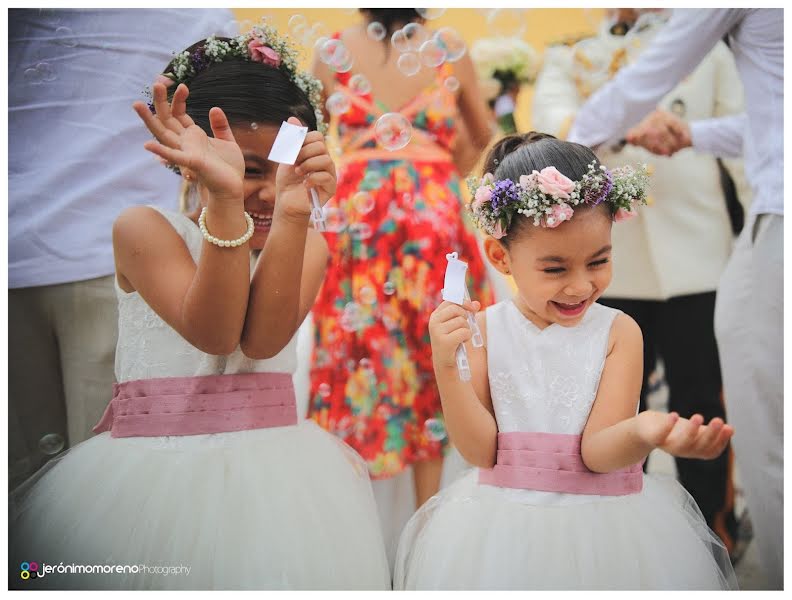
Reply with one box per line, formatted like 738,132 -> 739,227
486,207 -> 614,330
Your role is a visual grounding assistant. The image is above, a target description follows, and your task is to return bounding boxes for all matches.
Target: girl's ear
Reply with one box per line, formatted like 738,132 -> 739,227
483,236 -> 511,275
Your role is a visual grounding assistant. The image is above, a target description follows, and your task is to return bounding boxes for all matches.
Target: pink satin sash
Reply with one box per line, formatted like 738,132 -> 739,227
93,372 -> 298,438
478,431 -> 644,496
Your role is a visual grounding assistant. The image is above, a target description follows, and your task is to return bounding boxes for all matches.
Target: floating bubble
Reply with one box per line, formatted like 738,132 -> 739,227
326,92 -> 351,115
323,206 -> 347,233
434,27 -> 466,62
24,67 -> 42,85
383,281 -> 396,295
55,26 -> 77,48
486,9 -> 526,38
416,8 -> 446,20
359,357 -> 373,372
334,57 -> 354,74
349,222 -> 373,240
367,21 -> 387,41
419,39 -> 447,68
353,191 -> 376,214
397,52 -> 421,77
250,122 -> 259,130
288,14 -> 307,31
314,35 -> 330,51
318,382 -> 332,398
424,418 -> 447,442
38,433 -> 65,455
349,73 -> 372,95
391,29 -> 411,53
320,38 -> 350,67
362,170 -> 383,190
375,112 -> 412,151
443,76 -> 460,92
359,286 -> 378,305
404,22 -> 429,51
340,302 -> 362,332
303,22 -> 328,46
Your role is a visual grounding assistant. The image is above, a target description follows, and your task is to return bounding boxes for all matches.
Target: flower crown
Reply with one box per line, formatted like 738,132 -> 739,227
152,20 -> 326,136
466,161 -> 649,238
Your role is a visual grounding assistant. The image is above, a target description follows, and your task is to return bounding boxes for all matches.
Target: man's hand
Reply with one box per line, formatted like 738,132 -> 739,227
626,108 -> 692,156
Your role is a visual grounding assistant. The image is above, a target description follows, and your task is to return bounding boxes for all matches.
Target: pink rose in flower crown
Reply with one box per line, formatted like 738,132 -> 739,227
519,172 -> 539,189
536,167 -> 576,199
472,185 -> 492,213
544,202 -> 574,228
481,172 -> 494,185
248,39 -> 281,68
614,206 -> 638,222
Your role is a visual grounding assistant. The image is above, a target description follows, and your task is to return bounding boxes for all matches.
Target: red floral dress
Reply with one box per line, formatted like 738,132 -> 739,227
308,53 -> 494,479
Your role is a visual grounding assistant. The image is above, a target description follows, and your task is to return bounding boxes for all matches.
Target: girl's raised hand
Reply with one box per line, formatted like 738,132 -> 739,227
637,410 -> 734,460
275,117 -> 337,221
429,300 -> 481,369
133,82 -> 245,204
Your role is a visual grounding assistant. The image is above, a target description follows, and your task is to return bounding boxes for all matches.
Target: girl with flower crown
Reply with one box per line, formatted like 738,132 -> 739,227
9,24 -> 390,590
393,132 -> 737,590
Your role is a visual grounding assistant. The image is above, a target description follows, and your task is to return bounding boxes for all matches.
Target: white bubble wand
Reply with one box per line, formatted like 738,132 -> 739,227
442,252 -> 484,382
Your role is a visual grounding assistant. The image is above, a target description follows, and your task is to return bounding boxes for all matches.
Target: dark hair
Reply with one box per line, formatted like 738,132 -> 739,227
359,8 -> 422,36
164,39 -> 317,136
482,132 -> 608,245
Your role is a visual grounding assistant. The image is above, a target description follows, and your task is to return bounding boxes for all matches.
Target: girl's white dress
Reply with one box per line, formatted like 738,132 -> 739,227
9,208 -> 391,590
394,300 -> 737,590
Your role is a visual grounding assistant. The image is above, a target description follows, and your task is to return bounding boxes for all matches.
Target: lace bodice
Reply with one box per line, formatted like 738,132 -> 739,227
486,300 -> 619,435
114,207 -> 297,382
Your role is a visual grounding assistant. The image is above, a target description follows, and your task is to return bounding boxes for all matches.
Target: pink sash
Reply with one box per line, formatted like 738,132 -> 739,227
93,372 -> 298,438
478,431 -> 643,496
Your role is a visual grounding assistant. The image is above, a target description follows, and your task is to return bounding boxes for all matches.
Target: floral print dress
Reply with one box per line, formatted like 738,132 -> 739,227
308,50 -> 494,479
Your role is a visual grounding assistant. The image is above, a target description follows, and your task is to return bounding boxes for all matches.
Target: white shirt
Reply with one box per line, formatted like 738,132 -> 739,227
568,9 -> 783,217
9,8 -> 236,288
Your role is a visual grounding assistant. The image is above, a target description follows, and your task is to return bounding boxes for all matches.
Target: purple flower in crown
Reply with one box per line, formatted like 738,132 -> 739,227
583,169 -> 613,206
489,179 -> 520,212
191,46 -> 209,73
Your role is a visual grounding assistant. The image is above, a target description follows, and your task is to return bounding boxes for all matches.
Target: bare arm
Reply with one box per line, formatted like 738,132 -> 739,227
240,127 -> 336,358
430,302 -> 498,468
581,313 -> 734,473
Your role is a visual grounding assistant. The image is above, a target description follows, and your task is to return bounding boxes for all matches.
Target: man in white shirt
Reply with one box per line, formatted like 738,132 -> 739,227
9,8 -> 236,488
568,9 -> 782,587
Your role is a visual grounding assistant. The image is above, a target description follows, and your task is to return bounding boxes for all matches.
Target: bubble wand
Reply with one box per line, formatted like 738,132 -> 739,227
442,252 -> 484,381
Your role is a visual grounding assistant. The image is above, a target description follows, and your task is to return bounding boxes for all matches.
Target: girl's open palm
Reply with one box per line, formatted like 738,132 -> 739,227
638,411 -> 734,460
133,82 -> 244,203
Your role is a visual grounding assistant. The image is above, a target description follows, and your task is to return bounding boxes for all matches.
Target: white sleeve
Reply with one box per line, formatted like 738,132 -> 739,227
567,8 -> 745,148
690,114 -> 746,158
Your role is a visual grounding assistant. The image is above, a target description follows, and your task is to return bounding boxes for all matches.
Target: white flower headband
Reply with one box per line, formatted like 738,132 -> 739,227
466,161 -> 649,238
150,20 -> 326,139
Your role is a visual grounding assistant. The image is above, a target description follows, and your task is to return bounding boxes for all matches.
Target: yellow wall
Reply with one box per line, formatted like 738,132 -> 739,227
232,8 -> 605,130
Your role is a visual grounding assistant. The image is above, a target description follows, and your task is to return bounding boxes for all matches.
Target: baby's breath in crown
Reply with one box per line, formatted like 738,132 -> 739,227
152,20 -> 326,135
466,161 -> 649,238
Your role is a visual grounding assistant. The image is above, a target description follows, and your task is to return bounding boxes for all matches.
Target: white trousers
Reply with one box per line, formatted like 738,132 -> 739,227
715,213 -> 783,588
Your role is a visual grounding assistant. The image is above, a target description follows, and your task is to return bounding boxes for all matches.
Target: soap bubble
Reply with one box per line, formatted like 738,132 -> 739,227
353,191 -> 375,214
367,21 -> 387,41
288,14 -> 307,32
324,206 -> 347,233
24,67 -> 42,85
486,9 -> 526,38
434,27 -> 466,62
397,52 -> 421,76
359,286 -> 378,305
318,382 -> 332,398
416,8 -> 446,20
419,39 -> 447,68
38,433 -> 65,455
375,113 -> 412,151
424,418 -> 447,441
320,38 -> 351,69
349,73 -> 372,95
403,22 -> 429,51
443,76 -> 460,92
55,26 -> 77,47
326,92 -> 351,116
383,281 -> 396,295
391,29 -> 411,53
359,358 -> 373,372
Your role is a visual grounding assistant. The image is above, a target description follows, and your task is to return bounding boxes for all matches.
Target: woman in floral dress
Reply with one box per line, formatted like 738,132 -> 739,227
309,9 -> 494,509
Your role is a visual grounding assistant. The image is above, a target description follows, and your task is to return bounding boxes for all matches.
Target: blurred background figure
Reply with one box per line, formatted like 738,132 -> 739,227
566,8 -> 783,588
8,8 -> 236,489
533,7 -> 751,560
305,7 -> 495,564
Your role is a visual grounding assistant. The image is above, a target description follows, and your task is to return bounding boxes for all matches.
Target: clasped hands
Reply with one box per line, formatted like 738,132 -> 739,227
625,108 -> 692,157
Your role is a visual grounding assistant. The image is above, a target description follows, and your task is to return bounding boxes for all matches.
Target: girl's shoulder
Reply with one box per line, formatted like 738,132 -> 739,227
605,309 -> 642,358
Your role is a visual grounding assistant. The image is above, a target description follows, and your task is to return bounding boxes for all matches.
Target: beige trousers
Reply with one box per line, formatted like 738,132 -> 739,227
715,213 -> 783,588
9,275 -> 118,489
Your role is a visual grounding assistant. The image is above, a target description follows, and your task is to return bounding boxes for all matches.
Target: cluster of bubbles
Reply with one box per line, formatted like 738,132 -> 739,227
24,62 -> 56,85
484,8 -> 527,38
388,23 -> 467,78
38,433 -> 65,455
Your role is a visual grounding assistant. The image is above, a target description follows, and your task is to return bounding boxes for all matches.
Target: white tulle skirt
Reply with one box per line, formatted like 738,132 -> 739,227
10,421 -> 391,590
394,469 -> 737,590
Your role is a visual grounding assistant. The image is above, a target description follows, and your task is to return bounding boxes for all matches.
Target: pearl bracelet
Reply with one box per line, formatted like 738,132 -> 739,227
198,207 -> 255,248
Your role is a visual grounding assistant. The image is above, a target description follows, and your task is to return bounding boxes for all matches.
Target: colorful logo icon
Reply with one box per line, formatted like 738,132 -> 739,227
20,562 -> 40,580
